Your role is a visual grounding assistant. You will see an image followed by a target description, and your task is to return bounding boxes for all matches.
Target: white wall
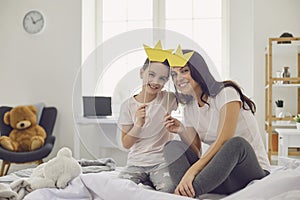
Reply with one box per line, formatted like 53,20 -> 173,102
229,0 -> 254,96
253,0 -> 300,139
229,0 -> 300,141
0,0 -> 82,159
1,0 -> 300,164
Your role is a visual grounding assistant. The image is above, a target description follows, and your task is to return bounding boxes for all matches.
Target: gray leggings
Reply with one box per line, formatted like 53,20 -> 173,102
163,137 -> 269,196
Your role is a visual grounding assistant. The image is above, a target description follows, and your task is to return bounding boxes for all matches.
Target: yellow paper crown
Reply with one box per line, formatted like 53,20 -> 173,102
168,45 -> 194,67
143,40 -> 173,62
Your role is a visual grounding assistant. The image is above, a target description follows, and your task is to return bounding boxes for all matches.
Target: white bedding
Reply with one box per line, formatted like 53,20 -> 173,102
24,170 -> 193,200
22,165 -> 300,200
223,166 -> 300,200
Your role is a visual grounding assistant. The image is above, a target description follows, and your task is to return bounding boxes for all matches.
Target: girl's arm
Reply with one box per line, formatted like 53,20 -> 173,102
121,105 -> 146,149
175,101 -> 241,197
121,124 -> 141,149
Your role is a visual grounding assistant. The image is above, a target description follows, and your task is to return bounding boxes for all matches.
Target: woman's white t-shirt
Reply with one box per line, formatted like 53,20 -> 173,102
183,87 -> 270,171
118,91 -> 178,167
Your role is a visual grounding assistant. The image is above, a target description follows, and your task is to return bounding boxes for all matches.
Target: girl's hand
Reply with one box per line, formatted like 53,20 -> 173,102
164,113 -> 182,134
174,168 -> 197,197
135,105 -> 146,127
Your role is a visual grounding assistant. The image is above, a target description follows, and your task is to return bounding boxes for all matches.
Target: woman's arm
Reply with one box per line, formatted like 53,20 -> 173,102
180,127 -> 201,156
175,101 -> 241,197
164,114 -> 201,156
191,101 -> 241,172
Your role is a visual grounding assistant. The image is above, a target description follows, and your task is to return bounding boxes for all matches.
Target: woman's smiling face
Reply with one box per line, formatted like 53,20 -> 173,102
170,65 -> 199,95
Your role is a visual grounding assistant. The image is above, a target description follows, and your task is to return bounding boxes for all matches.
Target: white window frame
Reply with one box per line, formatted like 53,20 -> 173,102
81,0 -> 228,98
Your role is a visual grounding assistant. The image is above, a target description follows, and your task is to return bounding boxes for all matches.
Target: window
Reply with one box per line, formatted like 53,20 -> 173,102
97,0 -> 153,108
102,0 -> 153,41
165,0 -> 222,74
82,0 -> 224,113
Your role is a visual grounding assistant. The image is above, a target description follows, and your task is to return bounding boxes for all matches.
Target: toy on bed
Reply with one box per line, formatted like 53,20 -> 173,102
0,105 -> 46,152
27,147 -> 82,189
9,147 -> 82,199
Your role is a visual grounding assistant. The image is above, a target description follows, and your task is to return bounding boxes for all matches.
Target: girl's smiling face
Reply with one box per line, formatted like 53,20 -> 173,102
140,62 -> 169,95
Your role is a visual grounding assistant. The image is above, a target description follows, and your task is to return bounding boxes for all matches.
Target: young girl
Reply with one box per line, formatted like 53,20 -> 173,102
118,58 -> 178,193
163,49 -> 270,197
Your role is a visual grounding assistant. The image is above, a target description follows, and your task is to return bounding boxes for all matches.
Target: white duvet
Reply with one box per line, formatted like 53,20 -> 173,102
223,166 -> 300,200
24,171 -> 193,200
23,165 -> 300,200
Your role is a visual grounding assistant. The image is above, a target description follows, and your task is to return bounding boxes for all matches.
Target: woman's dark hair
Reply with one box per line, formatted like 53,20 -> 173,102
175,50 -> 256,114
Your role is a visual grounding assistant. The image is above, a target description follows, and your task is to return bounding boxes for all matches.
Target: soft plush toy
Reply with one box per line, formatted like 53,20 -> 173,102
9,147 -> 82,199
27,147 -> 82,189
0,105 -> 46,152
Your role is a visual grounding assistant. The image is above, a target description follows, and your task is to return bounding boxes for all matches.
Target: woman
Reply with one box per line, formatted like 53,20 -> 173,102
163,50 -> 270,198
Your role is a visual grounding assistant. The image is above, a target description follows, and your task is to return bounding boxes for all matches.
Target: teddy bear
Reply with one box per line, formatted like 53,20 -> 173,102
0,105 -> 47,152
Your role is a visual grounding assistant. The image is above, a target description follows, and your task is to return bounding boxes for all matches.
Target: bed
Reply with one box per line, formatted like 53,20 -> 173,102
0,156 -> 300,200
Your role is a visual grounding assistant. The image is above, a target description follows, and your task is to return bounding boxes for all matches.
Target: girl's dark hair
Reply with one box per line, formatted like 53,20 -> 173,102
175,50 -> 256,114
142,58 -> 170,70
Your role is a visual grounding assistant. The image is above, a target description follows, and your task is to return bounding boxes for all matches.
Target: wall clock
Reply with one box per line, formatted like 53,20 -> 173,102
23,10 -> 45,34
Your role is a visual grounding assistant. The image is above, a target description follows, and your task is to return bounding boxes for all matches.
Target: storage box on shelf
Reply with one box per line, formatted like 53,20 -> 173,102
265,36 -> 300,161
275,128 -> 300,165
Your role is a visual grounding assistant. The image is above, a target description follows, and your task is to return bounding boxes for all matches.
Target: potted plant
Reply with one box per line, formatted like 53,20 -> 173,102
294,114 -> 300,130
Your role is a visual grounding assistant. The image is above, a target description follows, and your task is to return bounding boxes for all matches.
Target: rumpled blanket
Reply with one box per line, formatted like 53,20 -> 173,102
9,179 -> 31,200
0,155 -> 116,199
0,183 -> 17,200
78,158 -> 116,173
23,166 -> 300,200
0,147 -> 81,200
23,172 -> 193,200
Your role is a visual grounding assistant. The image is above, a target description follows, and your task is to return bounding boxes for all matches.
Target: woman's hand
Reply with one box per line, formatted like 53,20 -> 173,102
135,105 -> 146,127
164,113 -> 183,134
174,168 -> 197,197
